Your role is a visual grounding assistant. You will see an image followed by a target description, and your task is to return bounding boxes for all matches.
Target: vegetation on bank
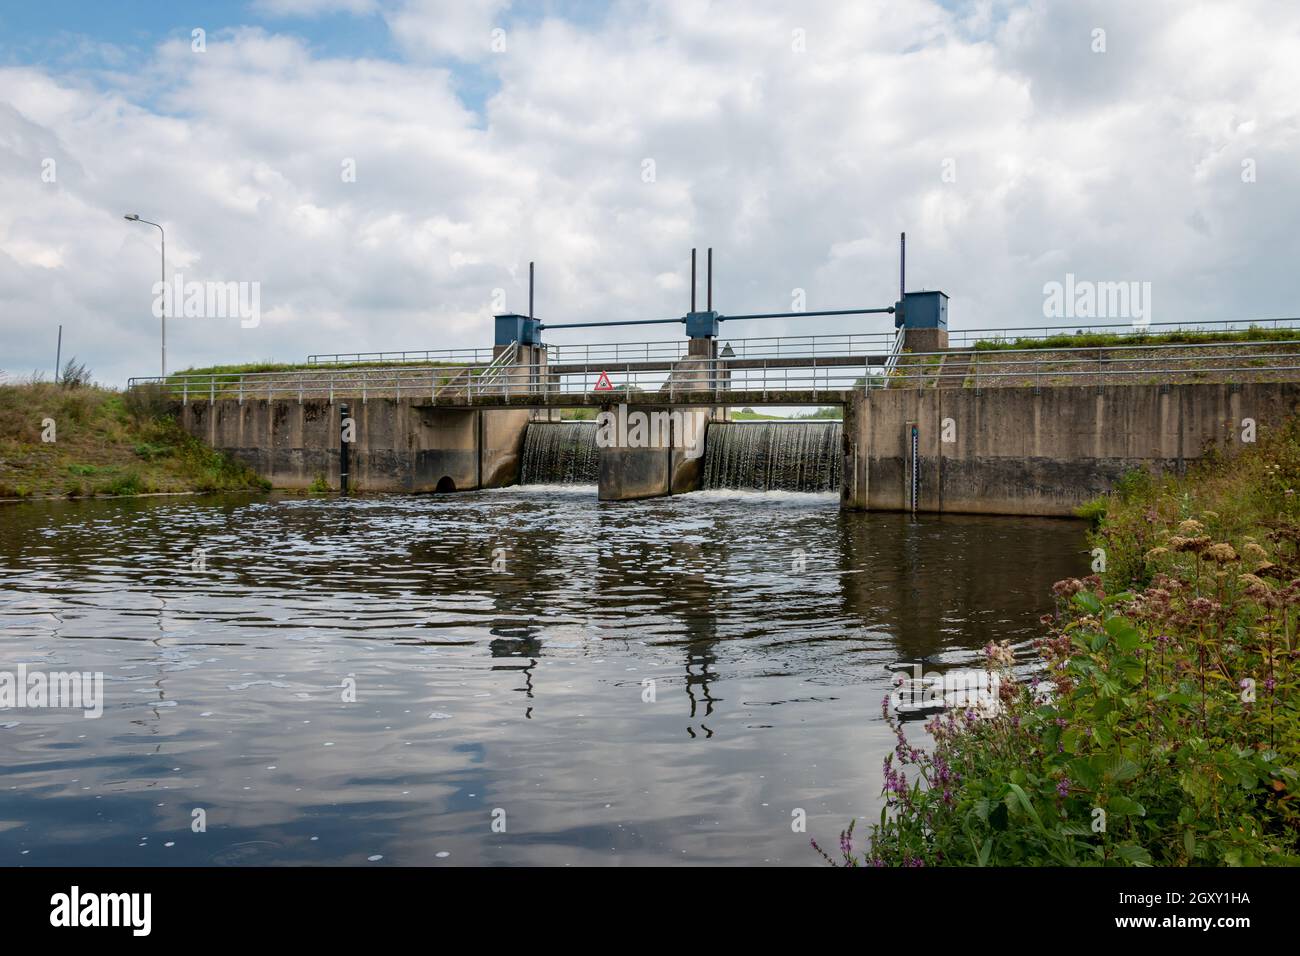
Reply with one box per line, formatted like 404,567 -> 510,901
168,358 -> 465,379
732,407 -> 842,420
970,324 -> 1300,352
0,378 -> 269,499
818,417 -> 1300,866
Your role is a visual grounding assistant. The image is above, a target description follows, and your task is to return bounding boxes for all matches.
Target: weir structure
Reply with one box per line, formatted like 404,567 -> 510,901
132,245 -> 1300,515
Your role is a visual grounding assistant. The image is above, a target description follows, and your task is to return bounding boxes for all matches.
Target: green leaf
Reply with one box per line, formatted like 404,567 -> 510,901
1074,591 -> 1102,615
1104,616 -> 1143,651
1114,844 -> 1153,866
1107,796 -> 1146,817
1104,755 -> 1141,783
1068,757 -> 1102,790
1006,783 -> 1046,831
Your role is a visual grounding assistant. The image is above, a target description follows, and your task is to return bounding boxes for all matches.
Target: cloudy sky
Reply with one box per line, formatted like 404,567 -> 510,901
1,0 -> 1298,385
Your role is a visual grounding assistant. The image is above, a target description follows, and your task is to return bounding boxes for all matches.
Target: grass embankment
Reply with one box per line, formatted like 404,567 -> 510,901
170,358 -> 466,379
819,418 -> 1300,866
0,382 -> 269,499
971,325 -> 1300,351
161,359 -> 486,401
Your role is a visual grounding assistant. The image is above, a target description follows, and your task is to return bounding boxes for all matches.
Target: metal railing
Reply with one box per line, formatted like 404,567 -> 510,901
474,342 -> 518,394
128,355 -> 883,404
305,332 -> 897,371
548,340 -> 687,365
128,337 -> 1300,404
879,339 -> 1300,389
305,346 -> 497,366
882,327 -> 906,376
299,319 -> 1300,369
946,316 -> 1300,348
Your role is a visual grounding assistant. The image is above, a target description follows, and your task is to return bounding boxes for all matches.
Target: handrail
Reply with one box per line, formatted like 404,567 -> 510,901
947,316 -> 1300,346
128,338 -> 1300,403
473,342 -> 519,397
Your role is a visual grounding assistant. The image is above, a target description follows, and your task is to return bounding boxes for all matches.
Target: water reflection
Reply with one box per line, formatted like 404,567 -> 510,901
0,488 -> 1085,865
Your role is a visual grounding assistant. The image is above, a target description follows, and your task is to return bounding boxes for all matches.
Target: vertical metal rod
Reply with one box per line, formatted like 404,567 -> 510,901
900,232 -> 906,300
55,325 -> 62,383
690,248 -> 697,312
529,261 -> 534,318
707,248 -> 712,311
339,402 -> 350,494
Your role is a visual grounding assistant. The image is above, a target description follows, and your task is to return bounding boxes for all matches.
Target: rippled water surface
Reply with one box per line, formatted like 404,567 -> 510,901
0,488 -> 1087,865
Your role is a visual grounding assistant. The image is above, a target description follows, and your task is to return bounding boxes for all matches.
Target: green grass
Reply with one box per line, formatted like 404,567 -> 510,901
0,381 -> 269,499
971,325 -> 1300,352
168,358 -> 467,380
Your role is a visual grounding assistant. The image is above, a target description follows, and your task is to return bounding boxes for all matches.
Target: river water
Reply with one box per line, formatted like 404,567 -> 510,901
0,489 -> 1086,866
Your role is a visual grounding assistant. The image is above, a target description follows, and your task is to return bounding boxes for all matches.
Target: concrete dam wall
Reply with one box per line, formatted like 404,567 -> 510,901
176,399 -> 532,493
175,381 -> 1300,514
842,382 -> 1300,516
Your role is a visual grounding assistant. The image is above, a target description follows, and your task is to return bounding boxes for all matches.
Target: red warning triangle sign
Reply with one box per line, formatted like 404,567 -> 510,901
593,370 -> 614,391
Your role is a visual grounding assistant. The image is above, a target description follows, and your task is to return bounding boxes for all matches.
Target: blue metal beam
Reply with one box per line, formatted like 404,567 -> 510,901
540,317 -> 684,329
721,307 -> 895,321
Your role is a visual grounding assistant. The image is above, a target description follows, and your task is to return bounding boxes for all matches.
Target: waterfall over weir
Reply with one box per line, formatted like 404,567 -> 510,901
520,421 -> 599,485
702,421 -> 842,493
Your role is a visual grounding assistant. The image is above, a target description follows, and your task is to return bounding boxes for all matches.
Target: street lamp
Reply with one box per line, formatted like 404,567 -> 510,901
124,213 -> 166,378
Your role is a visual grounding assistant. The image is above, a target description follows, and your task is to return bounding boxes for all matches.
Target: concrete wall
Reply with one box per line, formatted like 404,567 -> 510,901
843,382 -> 1300,516
176,399 -> 530,493
179,380 -> 1300,512
596,404 -> 709,501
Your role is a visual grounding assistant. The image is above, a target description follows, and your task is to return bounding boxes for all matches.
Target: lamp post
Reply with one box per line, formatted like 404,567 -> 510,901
124,214 -> 166,378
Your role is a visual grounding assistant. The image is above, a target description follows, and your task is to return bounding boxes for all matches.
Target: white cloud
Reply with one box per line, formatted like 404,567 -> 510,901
1,0 -> 1299,386
251,0 -> 380,17
385,0 -> 512,61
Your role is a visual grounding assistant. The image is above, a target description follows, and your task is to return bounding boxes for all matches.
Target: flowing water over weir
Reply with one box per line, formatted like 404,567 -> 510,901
520,421 -> 599,484
703,421 -> 842,492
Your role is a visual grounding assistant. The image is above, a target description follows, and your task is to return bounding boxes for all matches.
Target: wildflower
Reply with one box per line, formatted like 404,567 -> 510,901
1238,573 -> 1269,597
1145,546 -> 1169,561
1244,542 -> 1269,562
1052,578 -> 1083,598
1172,535 -> 1212,554
1205,543 -> 1238,564
1056,777 -> 1071,799
1177,519 -> 1206,536
984,639 -> 1015,669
